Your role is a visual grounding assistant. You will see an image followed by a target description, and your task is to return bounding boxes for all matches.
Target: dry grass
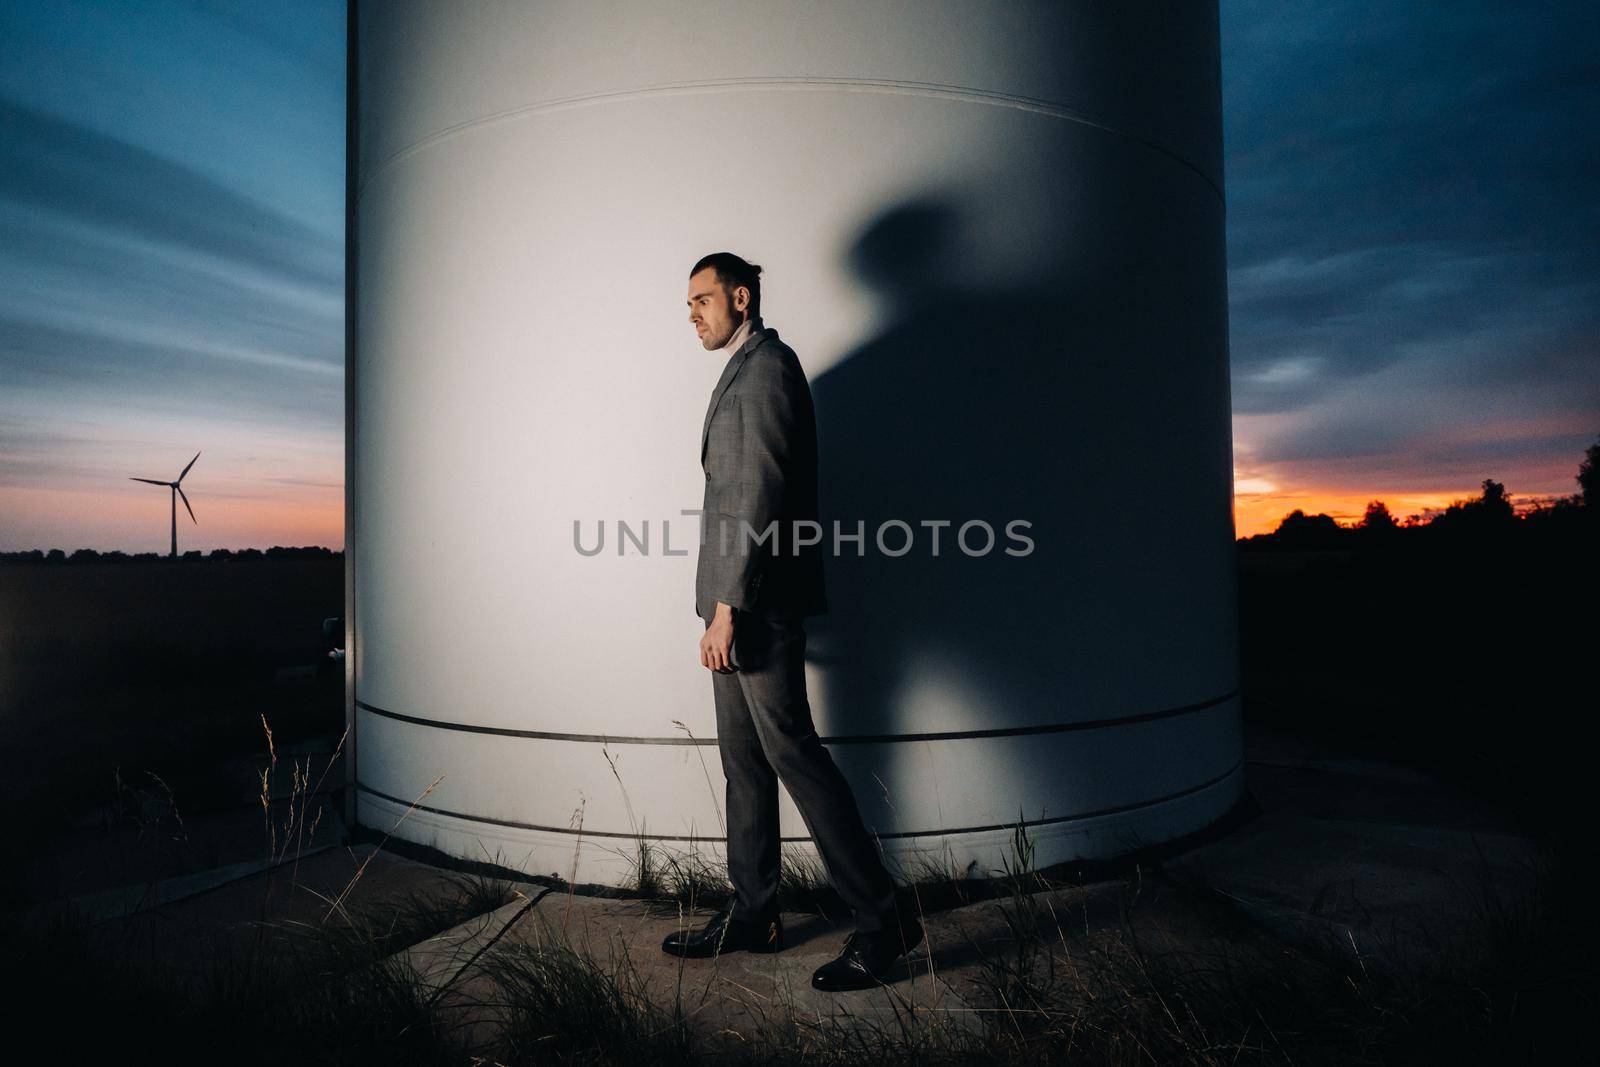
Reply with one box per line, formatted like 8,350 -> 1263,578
6,585 -> 1591,1062
4,765 -> 1586,1064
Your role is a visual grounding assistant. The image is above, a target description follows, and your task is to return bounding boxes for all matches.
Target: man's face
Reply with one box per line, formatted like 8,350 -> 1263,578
687,267 -> 749,351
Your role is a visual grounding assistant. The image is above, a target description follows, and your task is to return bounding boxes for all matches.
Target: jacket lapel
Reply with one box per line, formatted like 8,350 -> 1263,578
701,327 -> 774,463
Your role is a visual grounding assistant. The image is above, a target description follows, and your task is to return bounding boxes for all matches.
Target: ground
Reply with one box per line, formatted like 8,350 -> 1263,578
9,718 -> 1556,1064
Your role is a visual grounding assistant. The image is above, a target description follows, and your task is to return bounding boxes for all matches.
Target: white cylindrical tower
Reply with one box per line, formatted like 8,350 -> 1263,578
349,0 -> 1241,885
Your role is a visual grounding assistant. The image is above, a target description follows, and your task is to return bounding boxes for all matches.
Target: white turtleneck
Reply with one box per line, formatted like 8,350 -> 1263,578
720,313 -> 764,355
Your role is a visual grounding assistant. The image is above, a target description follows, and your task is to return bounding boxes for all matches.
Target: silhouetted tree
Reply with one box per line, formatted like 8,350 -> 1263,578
1579,437 -> 1599,507
1521,493 -> 1585,532
1357,500 -> 1397,531
1430,477 -> 1516,538
1478,478 -> 1514,520
1273,509 -> 1346,548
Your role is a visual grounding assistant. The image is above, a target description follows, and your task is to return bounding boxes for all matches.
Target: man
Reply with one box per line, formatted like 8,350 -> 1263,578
661,252 -> 923,991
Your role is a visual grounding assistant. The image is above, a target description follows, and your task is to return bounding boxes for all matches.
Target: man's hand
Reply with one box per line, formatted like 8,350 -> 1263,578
699,602 -> 736,673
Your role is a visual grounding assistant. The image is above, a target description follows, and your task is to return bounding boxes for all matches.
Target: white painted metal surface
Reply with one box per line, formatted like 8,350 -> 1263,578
350,0 -> 1241,885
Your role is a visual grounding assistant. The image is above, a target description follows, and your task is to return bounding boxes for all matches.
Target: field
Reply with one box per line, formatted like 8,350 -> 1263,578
0,555 -> 344,890
1235,526 -> 1593,836
1,531 -> 1593,1061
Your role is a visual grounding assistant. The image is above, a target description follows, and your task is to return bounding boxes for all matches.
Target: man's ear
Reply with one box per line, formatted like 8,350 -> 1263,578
733,285 -> 749,312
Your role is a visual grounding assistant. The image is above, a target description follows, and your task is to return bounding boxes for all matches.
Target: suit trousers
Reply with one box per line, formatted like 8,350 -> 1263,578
708,609 -> 899,933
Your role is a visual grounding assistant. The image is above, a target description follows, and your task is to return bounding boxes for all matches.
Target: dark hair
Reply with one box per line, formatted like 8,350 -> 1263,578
690,252 -> 762,315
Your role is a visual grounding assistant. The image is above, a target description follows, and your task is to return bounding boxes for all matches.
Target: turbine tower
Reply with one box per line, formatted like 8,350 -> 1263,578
348,2 -> 1242,884
130,451 -> 200,558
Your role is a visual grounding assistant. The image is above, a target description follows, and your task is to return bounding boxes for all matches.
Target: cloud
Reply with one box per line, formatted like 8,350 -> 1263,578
0,97 -> 344,542
0,102 -> 343,399
1221,0 -> 1600,485
0,100 -> 339,291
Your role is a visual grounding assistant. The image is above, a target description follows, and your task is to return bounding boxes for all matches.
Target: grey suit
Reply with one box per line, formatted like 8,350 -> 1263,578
696,324 -> 898,933
695,326 -> 827,622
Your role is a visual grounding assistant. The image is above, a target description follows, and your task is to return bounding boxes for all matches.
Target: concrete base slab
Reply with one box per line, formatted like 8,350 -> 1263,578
1162,809 -> 1539,976
77,843 -> 503,999
396,890 -> 982,1058
353,737 -> 1548,1055
16,721 -> 1549,1058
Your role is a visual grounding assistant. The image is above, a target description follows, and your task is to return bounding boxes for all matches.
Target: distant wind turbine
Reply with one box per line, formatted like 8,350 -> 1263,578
131,451 -> 201,558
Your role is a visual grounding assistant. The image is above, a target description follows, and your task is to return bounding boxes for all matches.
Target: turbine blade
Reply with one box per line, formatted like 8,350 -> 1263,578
178,485 -> 197,524
130,477 -> 169,486
178,450 -> 201,482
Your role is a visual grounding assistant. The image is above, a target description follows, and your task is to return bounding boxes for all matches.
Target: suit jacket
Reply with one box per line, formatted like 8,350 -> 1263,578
695,325 -> 828,621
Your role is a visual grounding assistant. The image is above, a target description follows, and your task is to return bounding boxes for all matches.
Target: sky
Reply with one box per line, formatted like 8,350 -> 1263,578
1221,0 -> 1599,534
0,0 -> 345,552
0,1 -> 1595,551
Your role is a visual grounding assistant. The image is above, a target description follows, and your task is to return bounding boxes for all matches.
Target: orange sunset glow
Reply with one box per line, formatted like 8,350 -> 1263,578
1234,486 -> 1458,538
0,481 -> 344,554
1230,471 -> 1584,539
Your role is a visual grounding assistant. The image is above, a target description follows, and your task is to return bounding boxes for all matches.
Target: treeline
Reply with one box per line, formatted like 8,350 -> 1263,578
1240,438 -> 1597,551
1235,443 -> 1594,835
0,545 -> 342,565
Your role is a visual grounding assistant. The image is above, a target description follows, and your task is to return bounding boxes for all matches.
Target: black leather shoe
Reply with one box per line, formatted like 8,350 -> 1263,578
810,915 -> 925,991
661,907 -> 783,958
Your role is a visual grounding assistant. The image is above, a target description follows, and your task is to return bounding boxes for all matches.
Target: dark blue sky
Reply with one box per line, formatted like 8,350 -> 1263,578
0,0 -> 345,550
1221,0 -> 1598,530
0,1 -> 1595,549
